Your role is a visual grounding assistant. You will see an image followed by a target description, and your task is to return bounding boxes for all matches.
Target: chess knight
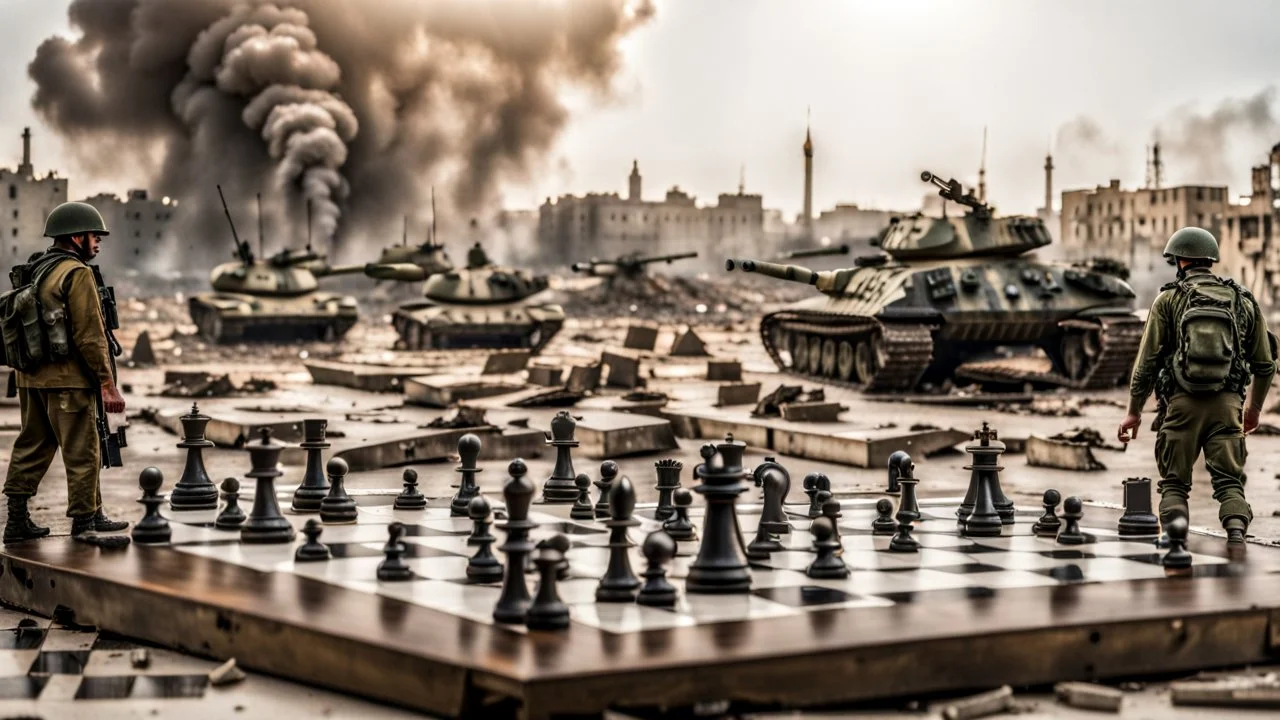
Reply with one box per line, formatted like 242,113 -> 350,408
1118,227 -> 1276,544
1,202 -> 129,543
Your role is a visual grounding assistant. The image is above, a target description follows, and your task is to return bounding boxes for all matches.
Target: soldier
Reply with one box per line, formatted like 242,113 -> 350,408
3,202 -> 129,543
1117,227 -> 1275,544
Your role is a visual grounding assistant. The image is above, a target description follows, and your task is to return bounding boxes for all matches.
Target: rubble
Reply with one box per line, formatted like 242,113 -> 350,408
779,401 -> 846,422
669,327 -> 710,356
716,382 -> 762,407
1054,681 -> 1123,712
938,685 -> 1016,719
128,330 -> 156,367
158,371 -> 277,398
1025,427 -> 1121,472
752,384 -> 825,417
602,351 -> 643,389
209,658 -> 247,686
705,360 -> 742,382
623,324 -> 659,351
422,406 -> 490,429
1170,673 -> 1280,708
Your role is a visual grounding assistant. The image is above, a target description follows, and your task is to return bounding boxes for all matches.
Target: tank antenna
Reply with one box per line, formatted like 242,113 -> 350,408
402,215 -> 408,247
306,198 -> 313,252
256,192 -> 264,259
430,186 -> 437,245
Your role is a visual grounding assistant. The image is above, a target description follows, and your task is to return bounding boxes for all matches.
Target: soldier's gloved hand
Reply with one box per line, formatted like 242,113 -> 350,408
1118,413 -> 1141,444
1244,406 -> 1261,435
102,384 -> 126,415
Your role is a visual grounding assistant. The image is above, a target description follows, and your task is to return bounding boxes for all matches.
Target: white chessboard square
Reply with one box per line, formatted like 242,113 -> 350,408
174,542 -> 296,572
416,517 -> 476,534
969,535 -> 1079,552
288,556 -> 387,586
405,555 -> 473,581
167,523 -> 244,546
1051,557 -> 1172,582
962,570 -> 1066,590
357,505 -> 455,522
160,507 -> 220,525
1087,541 -> 1172,557
968,551 -> 1079,572
313,523 -> 393,544
806,568 -> 977,596
570,603 -> 696,633
667,591 -> 799,623
367,579 -> 515,630
405,534 -> 473,555
844,548 -> 975,571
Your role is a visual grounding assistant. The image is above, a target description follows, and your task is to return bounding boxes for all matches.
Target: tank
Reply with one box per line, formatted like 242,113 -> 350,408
388,242 -> 564,352
725,171 -> 1143,392
188,189 -> 362,343
571,251 -> 698,280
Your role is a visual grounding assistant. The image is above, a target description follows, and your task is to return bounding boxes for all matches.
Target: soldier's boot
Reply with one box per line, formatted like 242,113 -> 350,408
3,495 -> 51,544
72,509 -> 128,536
1225,517 -> 1248,546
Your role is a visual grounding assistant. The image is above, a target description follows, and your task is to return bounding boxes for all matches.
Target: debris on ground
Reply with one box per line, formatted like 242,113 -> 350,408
1048,427 -> 1126,452
938,685 -> 1017,719
128,330 -> 156,367
209,658 -> 247,686
1027,429 -> 1113,472
422,406 -> 490,429
909,422 -> 939,431
158,371 -> 278,398
1054,681 -> 1123,712
1170,671 -> 1280,708
131,648 -> 150,669
753,384 -> 825,417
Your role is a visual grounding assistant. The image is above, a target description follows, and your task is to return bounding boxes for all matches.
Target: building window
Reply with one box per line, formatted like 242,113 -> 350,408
10,228 -> 15,237
10,210 -> 15,220
1196,188 -> 1203,201
7,185 -> 13,200
1150,191 -> 1156,203
1172,189 -> 1179,201
134,230 -> 140,238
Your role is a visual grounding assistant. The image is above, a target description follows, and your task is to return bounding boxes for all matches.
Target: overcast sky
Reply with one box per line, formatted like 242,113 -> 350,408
3,0 -> 1280,217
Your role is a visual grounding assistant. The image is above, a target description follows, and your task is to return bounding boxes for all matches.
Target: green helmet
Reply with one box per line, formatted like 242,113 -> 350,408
1163,226 -> 1217,262
43,201 -> 110,239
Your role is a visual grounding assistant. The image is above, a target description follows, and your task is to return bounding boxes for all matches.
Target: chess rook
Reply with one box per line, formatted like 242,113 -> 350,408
465,496 -> 504,583
686,436 -> 752,594
542,411 -> 581,503
214,477 -> 247,530
1118,477 -> 1160,536
596,476 -> 642,602
450,434 -> 483,517
132,467 -> 172,544
493,459 -> 538,624
290,418 -> 331,513
319,457 -> 358,524
240,429 -> 296,544
169,403 -> 218,510
394,468 -> 427,510
637,530 -> 678,607
594,460 -> 618,519
653,458 -> 683,521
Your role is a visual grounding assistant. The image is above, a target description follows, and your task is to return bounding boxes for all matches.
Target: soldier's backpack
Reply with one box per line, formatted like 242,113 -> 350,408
0,252 -> 74,372
1169,274 -> 1244,394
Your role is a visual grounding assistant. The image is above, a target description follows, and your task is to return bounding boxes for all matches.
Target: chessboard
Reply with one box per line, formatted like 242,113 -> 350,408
6,485 -> 1280,719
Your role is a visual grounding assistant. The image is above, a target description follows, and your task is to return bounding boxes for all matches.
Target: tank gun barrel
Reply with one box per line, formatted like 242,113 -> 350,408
920,170 -> 990,215
777,244 -> 850,260
312,263 -> 368,278
723,258 -> 819,285
216,185 -> 254,265
364,262 -> 430,282
624,250 -> 699,267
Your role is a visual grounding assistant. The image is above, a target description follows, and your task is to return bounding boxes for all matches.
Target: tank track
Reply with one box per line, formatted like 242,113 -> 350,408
189,301 -> 356,344
394,315 -> 563,354
759,310 -> 936,392
1057,314 -> 1145,389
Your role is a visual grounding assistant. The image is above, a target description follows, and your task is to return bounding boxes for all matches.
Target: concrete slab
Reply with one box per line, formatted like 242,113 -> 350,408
542,410 -> 678,459
481,350 -> 532,375
623,324 -> 659,351
780,401 -> 847,422
566,363 -> 603,393
1026,434 -> 1107,471
305,360 -> 436,393
602,351 -> 643,389
716,382 -> 762,407
527,366 -> 564,387
706,360 -> 743,382
662,404 -> 969,468
325,424 -> 547,472
403,374 -> 527,408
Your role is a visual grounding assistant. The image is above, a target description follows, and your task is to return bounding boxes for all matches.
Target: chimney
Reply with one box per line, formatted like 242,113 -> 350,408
1043,152 -> 1054,214
18,127 -> 33,177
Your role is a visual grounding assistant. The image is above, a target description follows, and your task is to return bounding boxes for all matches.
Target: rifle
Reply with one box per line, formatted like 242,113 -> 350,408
91,264 -> 126,468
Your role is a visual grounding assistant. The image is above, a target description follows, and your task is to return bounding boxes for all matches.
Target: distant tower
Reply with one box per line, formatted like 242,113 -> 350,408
1043,150 -> 1054,214
802,109 -> 814,234
1152,140 -> 1164,190
628,159 -> 642,201
739,164 -> 746,195
18,127 -> 32,177
1144,144 -> 1153,188
977,126 -> 988,204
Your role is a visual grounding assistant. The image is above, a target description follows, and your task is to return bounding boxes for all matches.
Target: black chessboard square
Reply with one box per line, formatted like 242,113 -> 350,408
0,675 -> 50,699
543,521 -> 607,536
931,563 -> 1007,575
753,585 -> 859,608
29,650 -> 91,674
1038,549 -> 1095,560
0,627 -> 46,650
131,674 -> 209,699
75,675 -> 134,699
327,544 -> 386,560
1044,565 -> 1087,582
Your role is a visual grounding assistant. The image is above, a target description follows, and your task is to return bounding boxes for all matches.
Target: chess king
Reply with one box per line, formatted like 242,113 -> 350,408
1118,226 -> 1276,544
2,202 -> 129,543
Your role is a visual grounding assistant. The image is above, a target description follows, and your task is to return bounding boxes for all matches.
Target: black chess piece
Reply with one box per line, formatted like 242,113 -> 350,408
958,422 -> 1014,524
872,498 -> 897,535
169,403 -> 218,510
896,460 -> 921,519
290,418 -> 330,513
526,542 -> 571,631
821,499 -> 844,553
888,498 -> 920,553
465,496 -> 504,583
570,473 -> 595,521
394,468 -> 427,510
1118,477 -> 1160,536
756,462 -> 791,535
493,459 -> 538,624
886,449 -> 910,495
653,458 -> 682,521
961,453 -> 1002,538
377,522 -> 413,581
686,436 -> 752,594
215,477 -> 247,530
295,519 -> 331,562
450,433 -> 483,517
663,487 -> 696,541
542,411 -> 581,503
803,472 -> 822,518
241,428 -> 296,544
1057,496 -> 1087,545
593,460 -> 618,519
1161,514 -> 1193,570
746,467 -> 787,562
132,467 -> 171,544
539,533 -> 572,581
1032,489 -> 1062,538
319,457 -> 358,524
637,530 -> 678,607
805,517 -> 849,579
597,476 -> 642,602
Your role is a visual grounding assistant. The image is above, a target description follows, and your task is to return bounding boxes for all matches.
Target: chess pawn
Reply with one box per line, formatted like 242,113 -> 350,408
821,499 -> 844,554
377,522 -> 413,581
803,473 -> 823,518
1056,496 -> 1087,545
290,418 -> 330,513
542,411 -> 581,503
240,429 -> 296,544
526,544 -> 571,631
465,496 -> 504,583
295,519 -> 331,562
215,477 -> 247,530
805,517 -> 849,579
662,488 -> 696,541
593,460 -> 618,519
1161,514 -> 1193,570
886,450 -> 910,495
132,467 -> 171,544
596,477 -> 642,602
539,533 -> 572,581
636,530 -> 678,607
570,473 -> 595,521
450,434 -> 483,517
888,504 -> 919,553
493,459 -> 538,624
319,457 -> 358,524
394,468 -> 427,510
871,498 -> 897,535
653,458 -> 683,521
1032,489 -> 1063,538
169,403 -> 218,510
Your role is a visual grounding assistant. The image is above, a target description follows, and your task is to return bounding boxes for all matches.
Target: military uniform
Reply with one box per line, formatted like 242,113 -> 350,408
1126,227 -> 1276,535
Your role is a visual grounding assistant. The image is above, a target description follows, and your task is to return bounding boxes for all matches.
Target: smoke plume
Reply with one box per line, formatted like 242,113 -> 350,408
30,0 -> 655,264
1157,87 -> 1279,187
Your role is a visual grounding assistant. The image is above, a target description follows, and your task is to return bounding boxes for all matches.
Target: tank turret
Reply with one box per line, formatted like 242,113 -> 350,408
571,251 -> 698,279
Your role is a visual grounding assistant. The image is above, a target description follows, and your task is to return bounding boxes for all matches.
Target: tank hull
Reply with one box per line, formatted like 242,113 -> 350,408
188,292 -> 359,344
391,299 -> 564,353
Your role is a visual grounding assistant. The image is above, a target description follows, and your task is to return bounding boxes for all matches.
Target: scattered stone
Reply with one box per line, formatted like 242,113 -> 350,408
423,406 -> 490,429
1026,433 -> 1108,472
527,366 -> 564,387
669,327 -> 709,356
481,350 -> 532,375
602,351 -> 643,389
130,648 -> 150,669
715,382 -> 761,407
752,384 -> 824,417
565,363 -> 603,393
1055,681 -> 1122,712
129,331 -> 156,367
779,401 -> 845,422
939,685 -> 1016,720
209,658 -> 247,686
705,360 -> 742,382
623,324 -> 659,351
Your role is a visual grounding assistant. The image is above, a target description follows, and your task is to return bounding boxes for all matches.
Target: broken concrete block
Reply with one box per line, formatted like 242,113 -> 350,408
566,411 -> 678,459
779,401 -> 845,422
669,327 -> 710,356
602,351 -> 643,389
129,331 -> 156,367
130,648 -> 150,669
527,365 -> 563,387
565,363 -> 603,393
623,324 -> 659,351
715,382 -> 761,407
209,658 -> 246,686
706,360 -> 742,382
159,372 -> 236,398
481,350 -> 532,375
1171,678 -> 1280,708
403,375 -> 526,408
1055,682 -> 1122,712
305,361 -> 435,393
939,685 -> 1015,720
1026,434 -> 1106,471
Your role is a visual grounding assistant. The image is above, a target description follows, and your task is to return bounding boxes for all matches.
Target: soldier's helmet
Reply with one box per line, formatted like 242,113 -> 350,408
44,202 -> 110,239
467,242 -> 491,269
1163,226 -> 1218,262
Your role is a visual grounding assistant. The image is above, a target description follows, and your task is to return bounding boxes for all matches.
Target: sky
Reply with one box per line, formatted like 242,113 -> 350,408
3,0 -> 1280,218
